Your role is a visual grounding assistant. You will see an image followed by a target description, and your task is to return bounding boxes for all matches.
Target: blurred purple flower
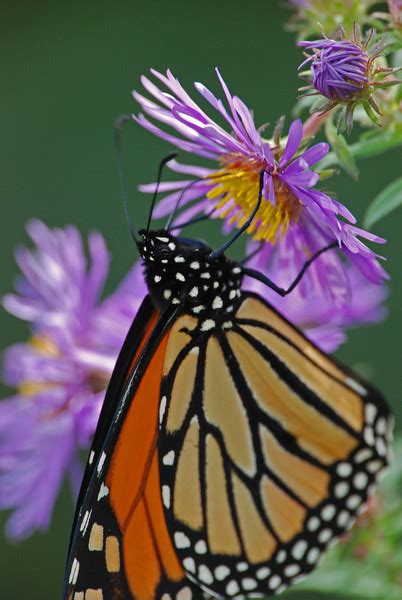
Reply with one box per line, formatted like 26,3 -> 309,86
387,0 -> 402,26
133,68 -> 388,297
0,220 -> 146,539
244,239 -> 388,353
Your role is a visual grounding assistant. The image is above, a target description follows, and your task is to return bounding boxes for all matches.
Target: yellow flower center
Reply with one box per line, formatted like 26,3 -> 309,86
206,154 -> 302,243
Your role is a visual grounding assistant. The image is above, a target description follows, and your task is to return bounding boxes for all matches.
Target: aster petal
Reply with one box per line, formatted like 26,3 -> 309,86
194,81 -> 238,133
232,95 -> 263,150
0,397 -> 75,539
280,119 -> 303,166
133,113 -> 217,159
85,232 -> 110,306
166,159 -> 212,178
297,142 -> 329,166
151,184 -> 211,220
3,343 -> 78,387
280,169 -> 320,188
139,180 -> 196,193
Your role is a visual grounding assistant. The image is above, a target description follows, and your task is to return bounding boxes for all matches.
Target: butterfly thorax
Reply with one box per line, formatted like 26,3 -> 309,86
138,229 -> 243,319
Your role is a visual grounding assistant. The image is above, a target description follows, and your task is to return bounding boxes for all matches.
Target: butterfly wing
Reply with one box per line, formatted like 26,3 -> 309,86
64,298 -> 198,600
159,292 -> 392,598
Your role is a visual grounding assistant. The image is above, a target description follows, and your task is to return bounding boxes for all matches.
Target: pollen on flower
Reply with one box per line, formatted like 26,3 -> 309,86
30,335 -> 60,356
206,154 -> 303,243
18,336 -> 61,396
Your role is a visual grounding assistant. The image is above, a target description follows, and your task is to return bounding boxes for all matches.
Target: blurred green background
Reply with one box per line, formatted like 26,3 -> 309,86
0,1 -> 401,599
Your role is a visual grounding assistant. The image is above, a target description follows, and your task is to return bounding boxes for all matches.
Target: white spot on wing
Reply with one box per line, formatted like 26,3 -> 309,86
318,528 -> 332,543
195,540 -> 207,554
337,462 -> 352,477
242,578 -> 257,590
159,396 -> 167,426
268,575 -> 281,590
226,580 -> 240,596
176,587 -> 192,600
256,566 -> 271,579
162,450 -> 175,466
183,557 -> 196,573
174,531 -> 191,549
346,377 -> 367,396
201,319 -> 215,331
97,452 -> 106,476
335,481 -> 349,498
365,403 -> 377,424
285,564 -> 300,577
162,485 -> 171,508
198,565 -> 213,584
292,539 -> 307,560
215,565 -> 230,580
354,472 -> 368,489
97,482 -> 109,501
354,448 -> 373,463
212,296 -> 223,309
69,558 -> 80,585
80,510 -> 91,536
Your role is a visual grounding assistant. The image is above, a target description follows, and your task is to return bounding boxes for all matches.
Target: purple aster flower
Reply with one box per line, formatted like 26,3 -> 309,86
387,0 -> 402,26
243,239 -> 388,353
299,39 -> 369,101
0,220 -> 146,539
133,69 -> 388,295
298,28 -> 401,129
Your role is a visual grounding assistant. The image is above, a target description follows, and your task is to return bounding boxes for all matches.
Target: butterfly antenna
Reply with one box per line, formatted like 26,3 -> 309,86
146,152 -> 178,235
208,170 -> 264,260
165,178 -> 203,231
114,114 -> 139,244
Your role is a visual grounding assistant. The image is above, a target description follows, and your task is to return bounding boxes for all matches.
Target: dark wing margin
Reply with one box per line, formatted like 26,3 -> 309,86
67,295 -> 156,557
63,297 -> 192,600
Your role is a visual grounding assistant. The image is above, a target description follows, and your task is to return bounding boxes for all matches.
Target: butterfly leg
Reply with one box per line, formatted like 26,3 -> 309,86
242,241 -> 338,297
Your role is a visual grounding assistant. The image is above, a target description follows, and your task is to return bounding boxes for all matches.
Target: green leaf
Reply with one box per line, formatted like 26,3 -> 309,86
324,118 -> 359,180
317,122 -> 402,170
364,177 -> 402,228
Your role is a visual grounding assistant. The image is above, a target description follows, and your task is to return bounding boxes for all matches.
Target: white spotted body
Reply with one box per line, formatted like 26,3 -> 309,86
139,230 -> 243,324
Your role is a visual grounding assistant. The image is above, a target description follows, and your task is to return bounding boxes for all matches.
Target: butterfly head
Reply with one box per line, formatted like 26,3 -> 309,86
138,229 -> 243,317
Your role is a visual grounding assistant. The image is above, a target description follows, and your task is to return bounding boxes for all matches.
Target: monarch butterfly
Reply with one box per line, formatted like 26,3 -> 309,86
63,144 -> 391,600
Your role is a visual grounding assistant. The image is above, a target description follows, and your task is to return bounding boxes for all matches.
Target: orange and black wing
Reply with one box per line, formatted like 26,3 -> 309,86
64,297 -> 196,600
157,292 -> 392,598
